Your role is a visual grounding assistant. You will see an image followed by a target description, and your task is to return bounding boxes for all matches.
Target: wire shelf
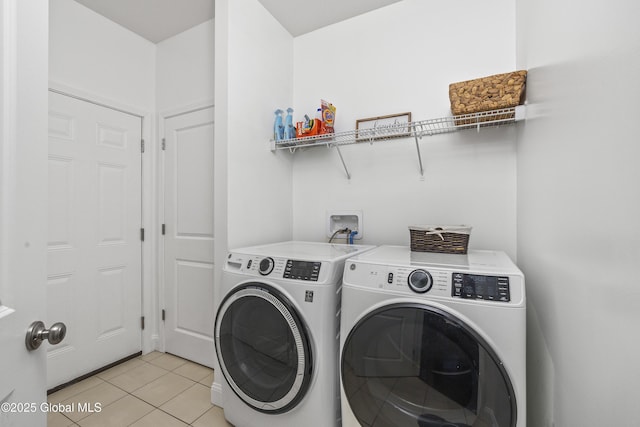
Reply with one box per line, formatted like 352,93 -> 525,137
270,106 -> 525,179
272,106 -> 524,151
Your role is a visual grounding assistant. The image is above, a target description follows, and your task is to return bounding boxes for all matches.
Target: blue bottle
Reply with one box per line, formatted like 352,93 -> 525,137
285,108 -> 295,140
274,109 -> 284,141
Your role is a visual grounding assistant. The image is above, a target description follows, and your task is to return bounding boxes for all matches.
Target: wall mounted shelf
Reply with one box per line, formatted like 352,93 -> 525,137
270,106 -> 525,179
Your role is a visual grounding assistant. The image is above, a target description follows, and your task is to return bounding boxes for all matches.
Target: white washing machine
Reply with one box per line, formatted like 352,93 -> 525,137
215,241 -> 375,427
339,245 -> 525,427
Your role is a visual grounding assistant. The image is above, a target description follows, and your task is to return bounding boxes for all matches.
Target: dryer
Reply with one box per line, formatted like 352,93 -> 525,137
215,241 -> 375,427
339,245 -> 525,427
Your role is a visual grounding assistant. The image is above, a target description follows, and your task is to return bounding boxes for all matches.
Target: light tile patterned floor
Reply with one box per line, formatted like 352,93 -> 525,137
47,352 -> 232,427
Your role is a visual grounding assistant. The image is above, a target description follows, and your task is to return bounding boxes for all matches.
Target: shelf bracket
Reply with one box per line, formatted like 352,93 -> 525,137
332,143 -> 351,180
413,133 -> 425,176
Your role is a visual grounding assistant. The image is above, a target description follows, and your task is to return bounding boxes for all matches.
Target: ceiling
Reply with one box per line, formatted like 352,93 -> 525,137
74,0 -> 215,43
257,0 -> 403,37
73,0 -> 403,43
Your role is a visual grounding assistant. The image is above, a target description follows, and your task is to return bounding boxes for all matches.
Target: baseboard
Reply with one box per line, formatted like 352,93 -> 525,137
211,381 -> 223,407
143,334 -> 160,355
47,352 -> 141,395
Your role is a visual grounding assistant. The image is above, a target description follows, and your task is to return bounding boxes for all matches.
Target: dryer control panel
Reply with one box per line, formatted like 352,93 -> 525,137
452,273 -> 510,302
342,247 -> 524,305
343,263 -> 522,305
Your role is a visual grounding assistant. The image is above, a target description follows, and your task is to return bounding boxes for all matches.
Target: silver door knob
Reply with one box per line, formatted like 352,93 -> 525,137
25,320 -> 67,351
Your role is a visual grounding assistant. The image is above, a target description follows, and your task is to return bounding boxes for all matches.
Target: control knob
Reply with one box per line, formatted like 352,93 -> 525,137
408,269 -> 433,293
259,257 -> 275,276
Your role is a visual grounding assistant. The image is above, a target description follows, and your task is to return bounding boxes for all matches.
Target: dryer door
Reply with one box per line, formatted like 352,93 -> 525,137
342,303 -> 516,427
215,283 -> 313,413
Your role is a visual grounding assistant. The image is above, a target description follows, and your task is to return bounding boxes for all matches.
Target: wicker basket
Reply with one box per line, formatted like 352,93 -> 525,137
449,70 -> 527,125
409,225 -> 472,254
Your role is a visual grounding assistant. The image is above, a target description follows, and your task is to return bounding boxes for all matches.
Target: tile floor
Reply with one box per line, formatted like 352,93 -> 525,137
47,352 -> 232,427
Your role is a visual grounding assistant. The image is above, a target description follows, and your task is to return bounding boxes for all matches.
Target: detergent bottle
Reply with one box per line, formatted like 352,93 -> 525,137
273,109 -> 284,141
285,108 -> 295,140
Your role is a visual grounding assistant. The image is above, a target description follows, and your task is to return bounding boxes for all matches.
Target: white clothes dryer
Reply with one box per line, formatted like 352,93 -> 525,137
339,246 -> 525,427
215,241 -> 375,427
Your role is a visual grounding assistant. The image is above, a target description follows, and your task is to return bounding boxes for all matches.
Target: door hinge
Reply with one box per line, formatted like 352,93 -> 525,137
162,309 -> 166,321
161,138 -> 166,150
141,139 -> 145,153
161,224 -> 165,235
141,316 -> 145,330
140,228 -> 145,242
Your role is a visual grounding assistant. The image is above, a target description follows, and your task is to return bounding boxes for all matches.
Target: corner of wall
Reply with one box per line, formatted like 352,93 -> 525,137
212,0 -> 230,403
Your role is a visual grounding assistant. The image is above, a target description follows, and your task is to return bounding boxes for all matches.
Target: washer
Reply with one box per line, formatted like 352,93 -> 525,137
340,245 -> 525,427
215,241 -> 375,427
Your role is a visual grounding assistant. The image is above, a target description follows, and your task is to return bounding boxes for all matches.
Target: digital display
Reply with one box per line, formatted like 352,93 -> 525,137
469,275 -> 498,296
452,273 -> 510,302
283,260 -> 321,281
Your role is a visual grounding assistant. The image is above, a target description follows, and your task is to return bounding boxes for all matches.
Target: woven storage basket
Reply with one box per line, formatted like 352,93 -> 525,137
409,225 -> 472,254
449,70 -> 527,125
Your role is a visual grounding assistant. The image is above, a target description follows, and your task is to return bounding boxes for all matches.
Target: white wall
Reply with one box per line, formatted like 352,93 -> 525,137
291,0 -> 519,258
212,0 -> 230,405
221,0 -> 294,249
49,0 -> 155,111
516,0 -> 640,425
156,20 -> 215,112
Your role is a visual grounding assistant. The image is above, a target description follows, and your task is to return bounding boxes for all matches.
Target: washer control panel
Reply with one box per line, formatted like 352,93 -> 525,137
452,273 -> 510,302
283,260 -> 321,281
226,253 -> 323,282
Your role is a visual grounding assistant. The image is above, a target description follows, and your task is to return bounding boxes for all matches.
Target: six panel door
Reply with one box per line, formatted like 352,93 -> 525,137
47,92 -> 143,388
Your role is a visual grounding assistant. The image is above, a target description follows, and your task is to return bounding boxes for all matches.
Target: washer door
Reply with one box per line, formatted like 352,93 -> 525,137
342,303 -> 516,427
215,283 -> 313,413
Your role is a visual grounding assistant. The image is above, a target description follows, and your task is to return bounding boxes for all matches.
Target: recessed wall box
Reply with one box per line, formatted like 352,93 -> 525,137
326,210 -> 362,240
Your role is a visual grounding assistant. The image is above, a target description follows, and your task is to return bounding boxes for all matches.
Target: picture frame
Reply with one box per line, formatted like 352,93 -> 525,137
355,112 -> 412,141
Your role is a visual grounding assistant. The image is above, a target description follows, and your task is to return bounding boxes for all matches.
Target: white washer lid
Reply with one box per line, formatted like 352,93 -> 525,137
346,245 -> 522,274
230,241 -> 376,262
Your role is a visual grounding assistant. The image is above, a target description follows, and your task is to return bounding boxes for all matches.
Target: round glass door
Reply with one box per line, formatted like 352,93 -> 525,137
341,303 -> 516,427
215,283 -> 313,413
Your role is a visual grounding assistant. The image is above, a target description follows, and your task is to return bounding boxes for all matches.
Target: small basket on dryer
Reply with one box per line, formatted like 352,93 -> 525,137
409,225 -> 472,254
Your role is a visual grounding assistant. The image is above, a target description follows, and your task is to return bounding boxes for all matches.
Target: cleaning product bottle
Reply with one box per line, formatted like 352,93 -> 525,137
315,108 -> 324,134
321,100 -> 336,134
285,108 -> 295,140
274,109 -> 284,141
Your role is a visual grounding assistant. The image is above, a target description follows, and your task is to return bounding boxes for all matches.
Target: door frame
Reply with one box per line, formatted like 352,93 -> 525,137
157,100 -> 214,354
48,81 -> 158,355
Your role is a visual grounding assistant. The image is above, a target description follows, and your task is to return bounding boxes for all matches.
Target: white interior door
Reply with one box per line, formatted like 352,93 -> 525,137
163,107 -> 215,367
46,91 -> 143,388
0,0 -> 49,423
